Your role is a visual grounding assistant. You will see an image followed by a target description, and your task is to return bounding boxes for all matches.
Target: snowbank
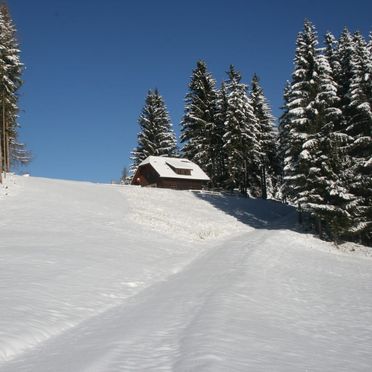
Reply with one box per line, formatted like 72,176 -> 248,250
123,186 -> 250,241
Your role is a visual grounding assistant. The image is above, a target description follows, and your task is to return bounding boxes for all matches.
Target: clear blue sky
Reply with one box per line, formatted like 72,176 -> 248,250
8,0 -> 372,183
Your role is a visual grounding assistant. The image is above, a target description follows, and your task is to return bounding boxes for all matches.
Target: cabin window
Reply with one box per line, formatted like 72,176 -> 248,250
174,168 -> 191,175
166,162 -> 192,176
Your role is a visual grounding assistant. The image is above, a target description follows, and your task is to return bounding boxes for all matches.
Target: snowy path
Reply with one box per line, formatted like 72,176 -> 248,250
1,176 -> 372,371
0,176 -> 241,365
3,229 -> 372,371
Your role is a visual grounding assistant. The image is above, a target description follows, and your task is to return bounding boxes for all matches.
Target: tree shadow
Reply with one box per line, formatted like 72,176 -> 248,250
193,191 -> 301,232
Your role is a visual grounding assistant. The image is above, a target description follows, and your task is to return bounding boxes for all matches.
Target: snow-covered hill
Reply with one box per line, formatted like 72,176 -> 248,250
0,176 -> 371,371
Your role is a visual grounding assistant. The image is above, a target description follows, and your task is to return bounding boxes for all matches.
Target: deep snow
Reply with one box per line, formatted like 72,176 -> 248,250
0,175 -> 371,371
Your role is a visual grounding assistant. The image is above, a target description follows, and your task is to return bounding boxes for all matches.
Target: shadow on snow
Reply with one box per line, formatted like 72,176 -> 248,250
193,191 -> 299,232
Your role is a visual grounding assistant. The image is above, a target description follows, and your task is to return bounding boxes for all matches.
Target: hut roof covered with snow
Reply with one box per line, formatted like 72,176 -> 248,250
132,156 -> 210,189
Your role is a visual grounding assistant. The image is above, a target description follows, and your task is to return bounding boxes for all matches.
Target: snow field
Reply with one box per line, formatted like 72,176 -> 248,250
0,175 -> 371,371
0,176 -> 249,364
123,186 -> 251,241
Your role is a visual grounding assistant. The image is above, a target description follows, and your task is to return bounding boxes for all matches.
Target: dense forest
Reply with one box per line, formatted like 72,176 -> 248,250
131,20 -> 371,246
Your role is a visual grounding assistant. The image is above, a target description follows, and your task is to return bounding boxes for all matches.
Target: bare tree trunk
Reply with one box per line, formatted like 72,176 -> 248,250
244,159 -> 248,197
298,203 -> 303,225
2,93 -> 8,174
0,94 -> 4,182
0,133 -> 2,183
317,218 -> 322,239
5,124 -> 9,173
333,231 -> 339,247
261,165 -> 267,199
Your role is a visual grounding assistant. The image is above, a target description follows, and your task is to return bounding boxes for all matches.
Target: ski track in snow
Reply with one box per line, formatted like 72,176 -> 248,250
0,175 -> 371,371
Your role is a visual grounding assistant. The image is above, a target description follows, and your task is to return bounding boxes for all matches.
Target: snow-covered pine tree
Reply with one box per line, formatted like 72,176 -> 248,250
120,166 -> 131,184
280,20 -> 320,204
297,51 -> 353,241
323,29 -> 360,240
368,31 -> 372,56
131,89 -> 177,173
323,28 -> 372,244
213,82 -> 229,186
324,32 -> 341,83
278,82 -> 292,201
180,60 -> 222,186
349,32 -> 372,145
249,74 -> 277,198
0,4 -> 26,175
345,32 -> 372,243
334,28 -> 355,134
223,65 -> 259,195
281,22 -> 371,244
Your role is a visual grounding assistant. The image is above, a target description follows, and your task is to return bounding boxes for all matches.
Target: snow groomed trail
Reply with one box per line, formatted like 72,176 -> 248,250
1,176 -> 372,371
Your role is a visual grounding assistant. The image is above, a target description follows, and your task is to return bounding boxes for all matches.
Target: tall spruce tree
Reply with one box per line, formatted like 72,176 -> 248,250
324,32 -> 338,68
280,21 -> 357,240
323,29 -> 361,240
249,74 -> 277,198
368,32 -> 372,55
213,82 -> 229,185
280,20 -> 320,203
329,29 -> 372,243
0,4 -> 25,176
223,65 -> 259,194
131,89 -> 177,173
345,32 -> 372,242
278,82 -> 292,201
298,51 -> 352,241
180,60 -> 222,186
280,21 -> 372,244
335,28 -> 355,132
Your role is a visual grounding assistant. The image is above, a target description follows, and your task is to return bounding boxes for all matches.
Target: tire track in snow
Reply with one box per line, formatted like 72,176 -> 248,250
0,229 -> 282,371
4,224 -> 372,372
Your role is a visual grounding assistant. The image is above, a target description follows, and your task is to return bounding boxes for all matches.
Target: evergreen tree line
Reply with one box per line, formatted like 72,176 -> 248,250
131,62 -> 278,198
0,4 -> 29,182
279,20 -> 372,245
130,20 -> 371,246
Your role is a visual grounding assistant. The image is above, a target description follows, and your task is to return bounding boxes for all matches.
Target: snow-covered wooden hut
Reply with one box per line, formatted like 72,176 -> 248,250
131,156 -> 210,190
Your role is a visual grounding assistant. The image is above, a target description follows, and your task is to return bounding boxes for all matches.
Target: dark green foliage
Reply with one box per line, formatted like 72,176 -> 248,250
345,32 -> 372,243
249,74 -> 278,198
180,60 -> 223,186
0,4 -> 28,172
222,65 -> 259,195
179,62 -> 277,196
280,20 -> 320,202
280,20 -> 372,246
131,89 -> 177,173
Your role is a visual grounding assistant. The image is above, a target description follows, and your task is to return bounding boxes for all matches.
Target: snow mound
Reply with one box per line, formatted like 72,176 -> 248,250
122,186 -> 251,241
338,242 -> 372,257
